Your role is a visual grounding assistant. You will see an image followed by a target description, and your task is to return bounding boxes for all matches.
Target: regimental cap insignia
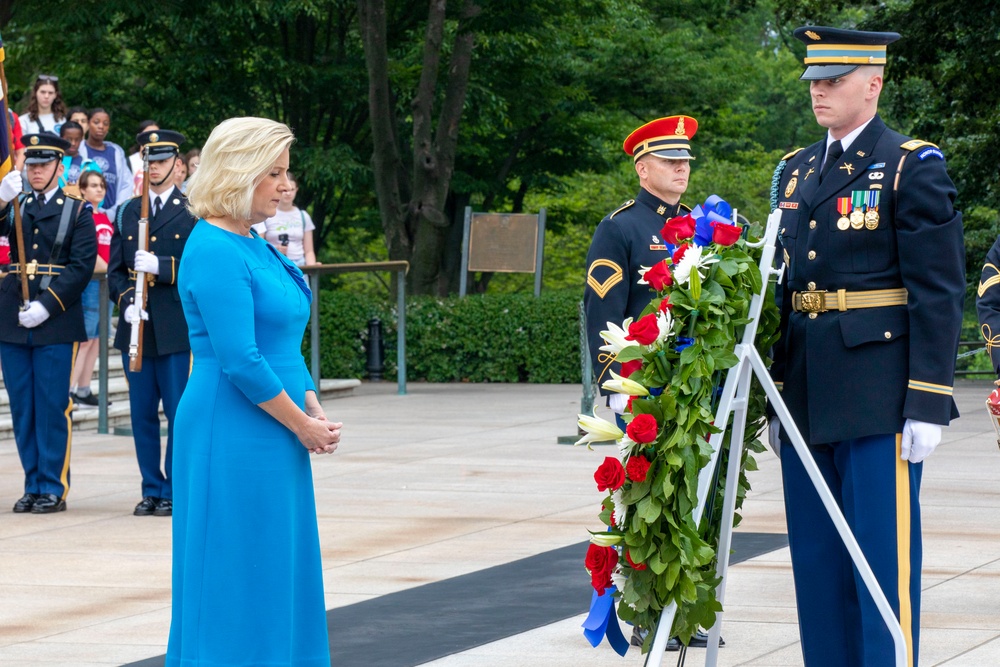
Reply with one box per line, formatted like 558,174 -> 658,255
675,117 -> 685,135
805,30 -> 821,40
30,136 -> 38,145
623,115 -> 698,162
149,132 -> 159,142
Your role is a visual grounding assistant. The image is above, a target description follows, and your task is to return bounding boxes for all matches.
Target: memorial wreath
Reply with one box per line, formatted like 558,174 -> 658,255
578,195 -> 780,653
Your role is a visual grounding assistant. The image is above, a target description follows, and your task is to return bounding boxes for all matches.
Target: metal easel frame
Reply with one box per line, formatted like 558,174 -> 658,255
642,208 -> 907,667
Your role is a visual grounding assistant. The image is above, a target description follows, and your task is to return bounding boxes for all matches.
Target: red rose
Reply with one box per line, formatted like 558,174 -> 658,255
625,549 -> 648,571
711,221 -> 742,246
658,296 -> 672,312
620,359 -> 642,378
626,395 -> 636,413
625,312 -> 659,345
626,414 -> 658,444
594,456 -> 626,492
671,243 -> 690,265
662,213 -> 696,245
585,544 -> 619,595
626,454 -> 652,482
642,260 -> 673,291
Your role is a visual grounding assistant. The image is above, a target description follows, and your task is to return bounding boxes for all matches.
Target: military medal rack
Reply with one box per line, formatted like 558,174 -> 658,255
642,208 -> 908,667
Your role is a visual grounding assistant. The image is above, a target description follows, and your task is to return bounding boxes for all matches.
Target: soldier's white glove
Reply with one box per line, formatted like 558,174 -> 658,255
124,304 -> 149,325
18,301 -> 49,328
0,171 -> 23,204
901,419 -> 941,463
608,393 -> 628,414
768,421 -> 782,459
133,250 -> 160,275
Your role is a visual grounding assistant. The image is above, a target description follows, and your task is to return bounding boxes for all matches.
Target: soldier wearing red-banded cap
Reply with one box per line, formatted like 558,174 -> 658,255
584,115 -> 696,417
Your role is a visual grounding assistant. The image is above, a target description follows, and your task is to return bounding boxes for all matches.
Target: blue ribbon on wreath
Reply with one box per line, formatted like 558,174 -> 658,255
690,195 -> 734,246
582,585 -> 630,656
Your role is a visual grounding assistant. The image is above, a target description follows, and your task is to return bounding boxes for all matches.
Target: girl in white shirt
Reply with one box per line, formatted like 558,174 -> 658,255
19,75 -> 67,134
251,171 -> 317,266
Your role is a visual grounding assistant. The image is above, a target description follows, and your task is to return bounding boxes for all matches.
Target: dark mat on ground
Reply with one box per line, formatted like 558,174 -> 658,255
122,531 -> 788,667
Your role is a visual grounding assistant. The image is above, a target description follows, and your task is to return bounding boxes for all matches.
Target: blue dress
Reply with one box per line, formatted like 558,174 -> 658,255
166,222 -> 329,666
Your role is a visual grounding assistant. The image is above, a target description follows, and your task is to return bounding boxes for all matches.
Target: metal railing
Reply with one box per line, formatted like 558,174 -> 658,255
91,260 -> 410,434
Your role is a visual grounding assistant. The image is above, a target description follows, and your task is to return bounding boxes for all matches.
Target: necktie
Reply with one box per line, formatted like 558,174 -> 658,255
32,192 -> 45,212
153,197 -> 162,219
819,140 -> 843,182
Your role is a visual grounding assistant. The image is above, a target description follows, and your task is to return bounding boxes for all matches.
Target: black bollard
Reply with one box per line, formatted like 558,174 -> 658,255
367,317 -> 385,381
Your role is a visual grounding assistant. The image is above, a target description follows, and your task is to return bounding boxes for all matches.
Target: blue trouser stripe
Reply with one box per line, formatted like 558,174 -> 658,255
781,433 -> 921,667
1,340 -> 74,498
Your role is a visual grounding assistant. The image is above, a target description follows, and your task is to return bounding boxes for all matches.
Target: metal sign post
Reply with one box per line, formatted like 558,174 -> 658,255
642,208 -> 907,667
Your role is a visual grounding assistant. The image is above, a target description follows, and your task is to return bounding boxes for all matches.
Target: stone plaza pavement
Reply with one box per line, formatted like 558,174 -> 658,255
2,380 -> 1000,666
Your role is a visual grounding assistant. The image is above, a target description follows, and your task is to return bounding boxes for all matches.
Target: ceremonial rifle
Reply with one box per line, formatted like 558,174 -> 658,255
128,149 -> 151,371
0,41 -> 28,307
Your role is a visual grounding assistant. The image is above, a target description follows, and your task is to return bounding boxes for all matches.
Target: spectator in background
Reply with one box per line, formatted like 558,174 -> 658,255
251,171 -> 316,266
180,148 -> 199,193
58,120 -> 86,198
172,154 -> 188,191
69,170 -> 115,409
67,107 -> 89,137
79,108 -> 132,217
19,74 -> 67,134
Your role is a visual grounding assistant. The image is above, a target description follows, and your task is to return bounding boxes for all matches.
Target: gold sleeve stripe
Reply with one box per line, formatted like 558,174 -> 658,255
978,263 -> 1000,297
587,259 -> 623,299
907,379 -> 953,396
47,287 -> 66,311
117,286 -> 134,309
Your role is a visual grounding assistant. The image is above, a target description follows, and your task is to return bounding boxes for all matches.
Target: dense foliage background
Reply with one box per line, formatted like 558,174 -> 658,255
3,0 -> 995,373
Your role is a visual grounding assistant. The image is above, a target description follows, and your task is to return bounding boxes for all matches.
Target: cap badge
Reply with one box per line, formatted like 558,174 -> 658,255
675,117 -> 685,135
805,30 -> 821,40
149,132 -> 159,142
30,136 -> 39,145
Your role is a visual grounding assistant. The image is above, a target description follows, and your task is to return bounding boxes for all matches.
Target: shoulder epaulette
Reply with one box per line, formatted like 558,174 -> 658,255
901,139 -> 938,151
781,147 -> 804,161
679,203 -> 692,213
64,192 -> 84,201
609,199 -> 635,219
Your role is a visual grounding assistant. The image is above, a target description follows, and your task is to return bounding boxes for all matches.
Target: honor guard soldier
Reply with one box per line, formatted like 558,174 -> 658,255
108,129 -> 195,517
769,27 -> 965,666
585,115 -> 695,417
977,241 -> 1000,377
0,134 -> 98,514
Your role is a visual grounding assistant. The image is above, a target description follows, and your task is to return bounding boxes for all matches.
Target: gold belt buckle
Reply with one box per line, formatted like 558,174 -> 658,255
798,290 -> 827,313
25,260 -> 38,276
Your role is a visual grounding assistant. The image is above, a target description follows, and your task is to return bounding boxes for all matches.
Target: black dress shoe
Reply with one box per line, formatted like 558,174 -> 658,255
153,498 -> 172,516
688,629 -> 725,648
13,493 -> 38,513
134,497 -> 159,516
31,494 -> 66,513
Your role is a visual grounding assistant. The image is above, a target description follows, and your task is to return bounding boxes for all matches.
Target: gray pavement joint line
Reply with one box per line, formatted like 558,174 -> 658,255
934,634 -> 1000,666
921,553 -> 1000,592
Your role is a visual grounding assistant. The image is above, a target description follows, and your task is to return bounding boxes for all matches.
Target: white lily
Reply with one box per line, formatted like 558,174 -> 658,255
672,244 -> 719,286
575,412 -> 625,447
602,370 -> 650,397
590,532 -> 624,547
599,318 -> 637,356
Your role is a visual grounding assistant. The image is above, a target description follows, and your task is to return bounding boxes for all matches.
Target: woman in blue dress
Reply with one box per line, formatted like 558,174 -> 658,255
166,117 -> 340,666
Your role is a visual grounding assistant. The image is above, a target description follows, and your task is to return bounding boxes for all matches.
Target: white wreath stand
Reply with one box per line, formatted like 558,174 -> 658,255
642,209 -> 907,667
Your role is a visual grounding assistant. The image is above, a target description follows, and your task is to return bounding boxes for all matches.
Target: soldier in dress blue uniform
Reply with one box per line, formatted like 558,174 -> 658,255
108,129 -> 196,517
976,244 -> 1000,375
585,115 -> 695,415
770,27 -> 965,666
0,134 -> 97,514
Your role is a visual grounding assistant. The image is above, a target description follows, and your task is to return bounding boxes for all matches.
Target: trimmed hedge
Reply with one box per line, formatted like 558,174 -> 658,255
307,290 -> 584,383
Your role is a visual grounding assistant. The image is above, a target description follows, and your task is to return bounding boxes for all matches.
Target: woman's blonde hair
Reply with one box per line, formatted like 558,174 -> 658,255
186,117 -> 295,221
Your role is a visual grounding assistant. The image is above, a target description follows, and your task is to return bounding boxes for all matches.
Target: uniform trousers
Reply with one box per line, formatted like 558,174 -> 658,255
780,433 -> 922,667
0,340 -> 76,498
122,350 -> 189,500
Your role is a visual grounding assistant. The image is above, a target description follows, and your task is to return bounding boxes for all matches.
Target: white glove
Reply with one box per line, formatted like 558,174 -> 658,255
0,171 -> 23,204
900,419 -> 942,463
608,393 -> 628,414
133,250 -> 160,275
18,301 -> 49,328
124,304 -> 149,324
768,421 -> 782,459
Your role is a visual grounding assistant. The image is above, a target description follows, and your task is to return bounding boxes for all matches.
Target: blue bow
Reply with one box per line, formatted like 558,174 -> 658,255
582,586 -> 630,656
690,195 -> 733,246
